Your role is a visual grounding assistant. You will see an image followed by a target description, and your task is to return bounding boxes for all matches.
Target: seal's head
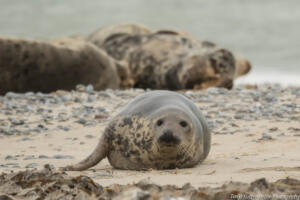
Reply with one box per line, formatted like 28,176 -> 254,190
150,107 -> 195,151
234,56 -> 251,78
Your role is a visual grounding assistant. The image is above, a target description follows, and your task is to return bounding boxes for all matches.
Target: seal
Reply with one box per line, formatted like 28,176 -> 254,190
62,90 -> 211,170
95,30 -> 251,90
0,37 -> 120,94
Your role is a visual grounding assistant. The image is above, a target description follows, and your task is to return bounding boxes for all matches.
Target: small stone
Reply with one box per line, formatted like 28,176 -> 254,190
5,155 -> 17,160
85,134 -> 95,139
277,133 -> 286,137
38,155 -> 50,159
87,95 -> 97,102
234,114 -> 244,120
115,188 -> 150,200
288,127 -> 300,132
74,97 -> 83,103
137,178 -> 155,187
261,133 -> 273,140
0,127 -> 18,135
76,118 -> 87,125
3,163 -> 19,167
84,121 -> 96,127
10,119 -> 24,126
75,84 -> 86,92
53,155 -> 74,159
264,94 -> 277,102
37,108 -> 45,113
269,127 -> 278,132
92,172 -> 113,178
25,163 -> 39,168
57,125 -> 70,131
44,164 -> 55,170
97,91 -> 110,98
86,84 -> 94,93
60,94 -> 72,102
95,114 -> 108,119
21,137 -> 32,141
23,155 -> 35,160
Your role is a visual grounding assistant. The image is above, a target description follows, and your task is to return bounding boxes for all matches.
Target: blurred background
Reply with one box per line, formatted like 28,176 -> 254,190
0,0 -> 299,85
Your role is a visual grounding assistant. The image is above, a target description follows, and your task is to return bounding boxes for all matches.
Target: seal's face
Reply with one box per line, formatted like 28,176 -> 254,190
152,109 -> 194,151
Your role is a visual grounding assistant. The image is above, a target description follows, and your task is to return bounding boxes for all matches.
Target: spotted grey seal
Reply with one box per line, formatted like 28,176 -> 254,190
62,90 -> 211,170
92,30 -> 251,90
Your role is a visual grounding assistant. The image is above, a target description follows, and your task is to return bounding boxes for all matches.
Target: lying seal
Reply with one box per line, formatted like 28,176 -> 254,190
0,37 -> 120,94
95,30 -> 251,90
62,90 -> 211,170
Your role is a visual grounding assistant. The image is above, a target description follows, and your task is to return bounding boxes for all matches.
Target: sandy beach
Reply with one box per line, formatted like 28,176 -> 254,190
0,84 -> 300,199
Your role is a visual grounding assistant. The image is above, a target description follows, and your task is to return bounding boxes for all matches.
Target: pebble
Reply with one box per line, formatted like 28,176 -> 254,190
260,133 -> 273,140
0,163 -> 20,168
23,155 -> 35,160
85,134 -> 95,139
95,114 -> 109,119
10,119 -> 24,126
288,127 -> 300,132
0,126 -> 19,135
57,125 -> 70,131
115,188 -> 151,200
90,172 -> 114,178
52,155 -> 74,159
277,133 -> 286,137
21,137 -> 32,141
25,163 -> 39,168
5,155 -> 17,160
75,84 -> 86,92
86,84 -> 94,93
269,127 -> 278,132
76,118 -> 87,125
264,94 -> 277,102
38,155 -> 50,159
0,84 -> 298,142
87,95 -> 97,102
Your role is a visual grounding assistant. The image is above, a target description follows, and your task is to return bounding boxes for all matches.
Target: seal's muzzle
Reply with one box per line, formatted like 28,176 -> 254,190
158,129 -> 180,145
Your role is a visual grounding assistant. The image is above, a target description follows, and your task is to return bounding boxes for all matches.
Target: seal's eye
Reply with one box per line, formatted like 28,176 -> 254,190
179,121 -> 188,127
157,119 -> 163,126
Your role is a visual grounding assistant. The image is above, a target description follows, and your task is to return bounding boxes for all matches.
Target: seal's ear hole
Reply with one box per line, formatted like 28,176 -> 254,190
157,119 -> 164,126
179,121 -> 188,128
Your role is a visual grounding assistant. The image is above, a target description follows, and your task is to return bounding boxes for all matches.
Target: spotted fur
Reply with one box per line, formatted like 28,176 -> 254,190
89,29 -> 251,90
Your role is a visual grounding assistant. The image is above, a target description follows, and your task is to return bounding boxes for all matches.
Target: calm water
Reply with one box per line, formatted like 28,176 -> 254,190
0,0 -> 299,85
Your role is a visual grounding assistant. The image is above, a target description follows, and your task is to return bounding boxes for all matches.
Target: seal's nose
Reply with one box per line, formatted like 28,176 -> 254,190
158,129 -> 180,144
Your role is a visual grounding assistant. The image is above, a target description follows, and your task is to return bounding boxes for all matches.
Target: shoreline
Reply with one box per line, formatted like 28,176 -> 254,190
236,71 -> 300,86
0,84 -> 300,198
